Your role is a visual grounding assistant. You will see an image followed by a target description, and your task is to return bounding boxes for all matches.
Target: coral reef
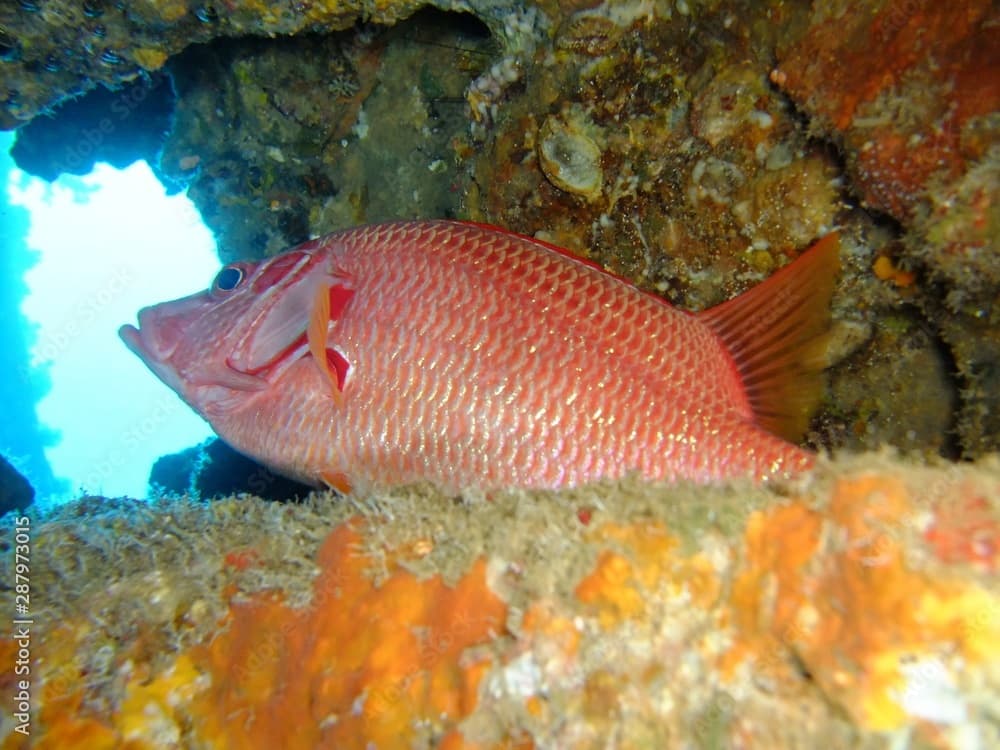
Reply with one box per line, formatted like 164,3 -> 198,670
155,8 -> 495,261
9,74 -> 174,180
0,0 -> 436,130
158,30 -> 380,259
1,454 -> 998,747
771,0 -> 1000,454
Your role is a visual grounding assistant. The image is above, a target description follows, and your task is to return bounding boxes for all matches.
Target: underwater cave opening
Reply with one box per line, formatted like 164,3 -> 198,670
2,130 -> 218,507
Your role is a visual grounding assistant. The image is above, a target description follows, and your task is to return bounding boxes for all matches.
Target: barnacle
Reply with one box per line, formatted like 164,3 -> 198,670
537,114 -> 604,202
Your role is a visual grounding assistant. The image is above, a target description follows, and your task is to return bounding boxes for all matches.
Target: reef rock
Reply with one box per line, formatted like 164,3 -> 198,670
2,454 -> 998,748
0,0 -> 437,129
150,438 -> 314,501
771,0 -> 1000,455
0,453 -> 33,515
9,74 -> 174,180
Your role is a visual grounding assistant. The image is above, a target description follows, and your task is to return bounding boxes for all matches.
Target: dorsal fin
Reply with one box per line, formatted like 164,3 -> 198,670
698,233 -> 840,441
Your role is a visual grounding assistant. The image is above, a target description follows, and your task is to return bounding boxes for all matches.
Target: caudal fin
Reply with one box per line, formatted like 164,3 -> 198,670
698,234 -> 840,442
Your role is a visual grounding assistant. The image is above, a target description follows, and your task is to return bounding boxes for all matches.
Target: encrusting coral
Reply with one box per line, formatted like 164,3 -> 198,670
2,453 -> 998,748
771,0 -> 1000,457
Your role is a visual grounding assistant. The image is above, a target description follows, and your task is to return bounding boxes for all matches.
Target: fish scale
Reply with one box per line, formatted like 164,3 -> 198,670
120,220 -> 839,493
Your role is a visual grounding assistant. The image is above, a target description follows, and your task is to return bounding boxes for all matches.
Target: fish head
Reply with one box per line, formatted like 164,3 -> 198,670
120,242 -> 344,420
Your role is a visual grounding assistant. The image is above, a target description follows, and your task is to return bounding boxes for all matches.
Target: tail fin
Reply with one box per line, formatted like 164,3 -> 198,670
698,234 -> 840,441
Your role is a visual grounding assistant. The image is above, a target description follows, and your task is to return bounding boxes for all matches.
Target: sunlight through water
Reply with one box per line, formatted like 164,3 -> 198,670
8,157 -> 218,504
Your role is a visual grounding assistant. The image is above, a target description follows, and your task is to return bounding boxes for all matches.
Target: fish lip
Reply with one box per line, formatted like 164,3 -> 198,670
118,323 -> 145,359
119,318 -> 168,364
119,317 -> 186,393
119,319 -> 167,373
120,308 -> 184,362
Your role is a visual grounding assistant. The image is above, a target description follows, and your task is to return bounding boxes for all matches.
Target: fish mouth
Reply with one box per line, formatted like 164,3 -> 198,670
120,309 -> 269,397
119,307 -> 185,362
118,323 -> 146,359
118,312 -> 187,393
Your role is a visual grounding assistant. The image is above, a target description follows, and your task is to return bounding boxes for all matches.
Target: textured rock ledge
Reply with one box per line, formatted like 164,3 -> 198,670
3,1 -> 998,460
1,451 -> 997,749
0,0 -> 478,129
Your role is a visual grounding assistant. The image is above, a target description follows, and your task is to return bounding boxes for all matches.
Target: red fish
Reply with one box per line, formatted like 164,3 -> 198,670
119,220 -> 838,493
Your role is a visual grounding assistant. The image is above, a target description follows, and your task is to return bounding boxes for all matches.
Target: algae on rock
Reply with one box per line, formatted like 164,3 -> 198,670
3,454 -> 999,748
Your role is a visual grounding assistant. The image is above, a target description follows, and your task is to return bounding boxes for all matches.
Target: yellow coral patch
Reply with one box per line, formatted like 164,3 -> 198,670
116,655 -> 205,746
575,522 -> 679,627
31,717 -> 117,750
873,255 -> 916,287
148,0 -> 188,23
521,602 -> 580,658
20,622 -> 122,750
132,48 -> 168,71
729,475 -> 1000,731
188,522 -> 507,748
576,550 -> 646,626
574,522 -> 722,629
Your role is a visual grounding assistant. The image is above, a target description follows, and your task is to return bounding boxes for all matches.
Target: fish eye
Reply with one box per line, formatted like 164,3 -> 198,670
213,265 -> 245,293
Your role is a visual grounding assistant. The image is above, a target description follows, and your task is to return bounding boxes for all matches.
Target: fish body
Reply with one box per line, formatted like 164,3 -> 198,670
120,220 -> 838,493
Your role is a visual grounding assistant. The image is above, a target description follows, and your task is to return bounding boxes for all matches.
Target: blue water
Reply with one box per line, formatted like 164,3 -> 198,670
1,131 -> 219,508
0,132 -> 65,504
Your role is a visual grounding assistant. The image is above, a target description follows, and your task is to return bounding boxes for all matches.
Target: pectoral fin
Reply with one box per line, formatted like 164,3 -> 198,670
308,283 -> 354,407
320,470 -> 352,494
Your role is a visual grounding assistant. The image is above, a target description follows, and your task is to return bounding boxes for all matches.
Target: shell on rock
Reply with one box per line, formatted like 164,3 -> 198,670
537,115 -> 604,202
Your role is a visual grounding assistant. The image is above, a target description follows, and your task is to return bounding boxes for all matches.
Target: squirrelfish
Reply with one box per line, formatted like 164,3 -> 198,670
120,220 -> 839,493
